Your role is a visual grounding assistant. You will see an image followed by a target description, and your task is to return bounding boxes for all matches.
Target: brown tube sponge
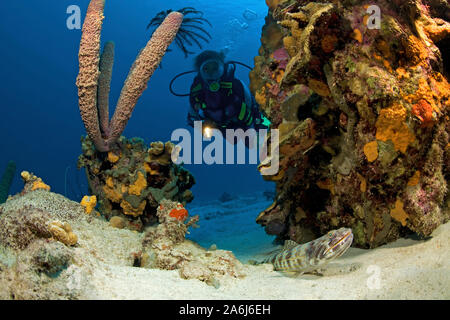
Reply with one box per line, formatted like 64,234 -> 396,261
98,41 -> 115,137
107,12 -> 184,146
76,0 -> 108,152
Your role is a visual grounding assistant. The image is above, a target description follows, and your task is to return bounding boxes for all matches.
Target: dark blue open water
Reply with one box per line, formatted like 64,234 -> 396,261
0,0 -> 274,203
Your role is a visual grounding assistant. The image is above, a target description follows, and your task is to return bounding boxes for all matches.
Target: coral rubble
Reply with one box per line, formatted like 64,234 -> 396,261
141,199 -> 246,286
252,0 -> 449,247
78,136 -> 195,231
0,176 -> 91,299
0,171 -> 237,298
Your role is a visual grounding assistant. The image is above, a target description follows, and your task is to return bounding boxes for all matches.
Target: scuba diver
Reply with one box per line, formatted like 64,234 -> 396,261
170,50 -> 271,146
149,8 -> 269,145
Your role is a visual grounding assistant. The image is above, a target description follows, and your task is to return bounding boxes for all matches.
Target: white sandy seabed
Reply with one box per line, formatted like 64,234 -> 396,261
1,191 -> 449,300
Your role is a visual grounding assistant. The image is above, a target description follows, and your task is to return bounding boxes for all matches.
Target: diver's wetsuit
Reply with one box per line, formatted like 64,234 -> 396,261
187,63 -> 268,137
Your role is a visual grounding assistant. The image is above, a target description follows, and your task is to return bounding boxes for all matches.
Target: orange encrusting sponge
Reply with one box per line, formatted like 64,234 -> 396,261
169,205 -> 189,222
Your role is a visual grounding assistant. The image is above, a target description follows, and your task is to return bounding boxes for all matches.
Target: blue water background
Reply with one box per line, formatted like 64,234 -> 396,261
0,0 -> 275,203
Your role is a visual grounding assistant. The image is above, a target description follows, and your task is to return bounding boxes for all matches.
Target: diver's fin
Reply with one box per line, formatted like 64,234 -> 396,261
282,240 -> 299,251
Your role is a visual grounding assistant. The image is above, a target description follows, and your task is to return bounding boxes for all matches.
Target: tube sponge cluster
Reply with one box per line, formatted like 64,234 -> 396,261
76,0 -> 184,152
76,0 -> 107,152
0,161 -> 16,204
107,11 -> 184,145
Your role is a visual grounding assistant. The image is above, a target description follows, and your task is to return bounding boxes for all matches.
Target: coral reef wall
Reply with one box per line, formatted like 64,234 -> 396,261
0,161 -> 16,204
252,0 -> 449,248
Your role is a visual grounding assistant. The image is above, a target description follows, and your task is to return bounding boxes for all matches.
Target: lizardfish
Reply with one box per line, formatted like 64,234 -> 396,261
257,227 -> 353,275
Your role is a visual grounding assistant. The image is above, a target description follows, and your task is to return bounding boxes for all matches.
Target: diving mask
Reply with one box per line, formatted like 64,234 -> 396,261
199,59 -> 224,82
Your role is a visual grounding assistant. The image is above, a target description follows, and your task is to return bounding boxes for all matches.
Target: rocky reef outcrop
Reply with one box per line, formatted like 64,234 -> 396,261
0,172 -> 244,299
252,0 -> 449,247
0,176 -> 90,299
141,199 -> 246,287
77,136 -> 195,231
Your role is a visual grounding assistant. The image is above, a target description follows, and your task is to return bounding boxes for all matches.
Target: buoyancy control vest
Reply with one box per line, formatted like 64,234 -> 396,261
189,63 -> 257,129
